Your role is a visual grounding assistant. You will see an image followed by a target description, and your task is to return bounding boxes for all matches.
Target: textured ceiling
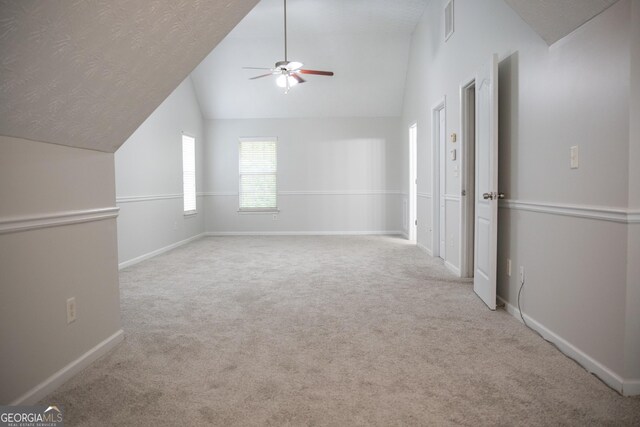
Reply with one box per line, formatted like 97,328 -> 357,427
190,0 -> 429,119
504,0 -> 620,45
0,0 -> 259,153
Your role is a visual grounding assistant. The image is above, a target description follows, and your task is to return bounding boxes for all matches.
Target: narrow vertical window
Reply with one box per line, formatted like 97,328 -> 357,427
239,138 -> 277,212
182,134 -> 196,214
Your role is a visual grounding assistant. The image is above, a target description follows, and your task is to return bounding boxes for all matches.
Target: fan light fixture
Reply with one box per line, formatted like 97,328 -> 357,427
243,0 -> 334,93
276,74 -> 299,88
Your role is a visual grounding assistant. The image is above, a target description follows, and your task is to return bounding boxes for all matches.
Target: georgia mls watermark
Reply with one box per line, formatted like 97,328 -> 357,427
0,406 -> 63,427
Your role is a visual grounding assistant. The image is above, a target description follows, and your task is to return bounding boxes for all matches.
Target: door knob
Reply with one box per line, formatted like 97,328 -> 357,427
483,192 -> 506,200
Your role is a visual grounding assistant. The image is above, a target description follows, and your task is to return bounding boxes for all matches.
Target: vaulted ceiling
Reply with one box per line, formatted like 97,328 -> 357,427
0,0 -> 259,153
190,0 -> 430,120
0,0 -> 624,152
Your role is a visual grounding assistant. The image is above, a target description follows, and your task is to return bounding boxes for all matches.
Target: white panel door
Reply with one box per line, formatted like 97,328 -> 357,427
473,54 -> 499,310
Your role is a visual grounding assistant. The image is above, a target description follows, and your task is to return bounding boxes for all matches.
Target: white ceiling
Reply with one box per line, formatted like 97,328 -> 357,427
0,0 -> 259,152
505,0 -> 620,45
190,0 -> 430,120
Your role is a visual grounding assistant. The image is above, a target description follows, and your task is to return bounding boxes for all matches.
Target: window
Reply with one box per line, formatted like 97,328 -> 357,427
182,134 -> 196,214
239,138 -> 277,212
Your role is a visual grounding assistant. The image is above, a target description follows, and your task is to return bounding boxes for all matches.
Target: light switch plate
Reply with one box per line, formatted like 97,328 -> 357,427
67,297 -> 77,324
570,145 -> 579,169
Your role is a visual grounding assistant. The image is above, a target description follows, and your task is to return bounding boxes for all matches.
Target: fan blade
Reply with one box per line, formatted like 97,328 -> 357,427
286,61 -> 303,71
299,69 -> 334,76
243,67 -> 273,70
292,73 -> 306,84
249,73 -> 274,80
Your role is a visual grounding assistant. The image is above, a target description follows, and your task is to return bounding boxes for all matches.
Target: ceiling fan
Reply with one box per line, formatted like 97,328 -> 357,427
243,0 -> 334,93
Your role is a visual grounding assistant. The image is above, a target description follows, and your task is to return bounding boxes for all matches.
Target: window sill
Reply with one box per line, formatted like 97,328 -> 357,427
184,210 -> 198,217
237,209 -> 280,215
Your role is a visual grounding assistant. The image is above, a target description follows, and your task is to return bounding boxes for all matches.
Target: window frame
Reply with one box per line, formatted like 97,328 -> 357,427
181,133 -> 197,216
238,137 -> 278,213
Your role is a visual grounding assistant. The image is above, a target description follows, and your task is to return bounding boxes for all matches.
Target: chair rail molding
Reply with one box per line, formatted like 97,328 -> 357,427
0,207 -> 120,234
116,193 -> 206,204
500,199 -> 637,224
202,190 -> 403,197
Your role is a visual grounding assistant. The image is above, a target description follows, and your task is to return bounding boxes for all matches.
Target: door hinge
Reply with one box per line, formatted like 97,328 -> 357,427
461,189 -> 466,196
415,219 -> 418,226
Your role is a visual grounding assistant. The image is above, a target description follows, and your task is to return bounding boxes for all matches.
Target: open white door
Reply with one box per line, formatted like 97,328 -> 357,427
473,54 -> 499,310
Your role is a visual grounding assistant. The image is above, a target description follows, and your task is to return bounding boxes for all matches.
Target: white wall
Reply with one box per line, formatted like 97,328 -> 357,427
204,117 -> 403,234
0,136 -> 122,404
192,33 -> 412,120
115,78 -> 205,267
402,0 -> 638,393
625,0 -> 640,385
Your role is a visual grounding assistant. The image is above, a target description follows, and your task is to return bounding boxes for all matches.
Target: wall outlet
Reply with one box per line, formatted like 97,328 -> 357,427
570,145 -> 579,169
67,297 -> 77,324
519,266 -> 525,284
507,259 -> 512,276
272,214 -> 278,221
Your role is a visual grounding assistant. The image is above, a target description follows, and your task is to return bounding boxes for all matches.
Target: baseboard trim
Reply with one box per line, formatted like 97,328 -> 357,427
444,260 -> 461,276
204,231 -> 403,237
9,329 -> 124,405
118,233 -> 204,270
497,295 -> 638,396
623,380 -> 640,396
417,242 -> 433,256
0,207 -> 119,235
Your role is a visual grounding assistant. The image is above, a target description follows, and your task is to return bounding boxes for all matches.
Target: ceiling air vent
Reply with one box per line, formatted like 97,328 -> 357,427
444,0 -> 454,41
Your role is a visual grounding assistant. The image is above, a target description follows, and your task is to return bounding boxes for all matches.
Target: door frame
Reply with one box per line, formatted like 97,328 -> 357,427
431,97 -> 446,258
459,76 -> 476,278
408,122 -> 418,243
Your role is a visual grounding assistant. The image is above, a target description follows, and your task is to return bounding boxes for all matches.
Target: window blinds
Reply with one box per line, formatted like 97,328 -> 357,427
239,139 -> 277,211
182,135 -> 196,213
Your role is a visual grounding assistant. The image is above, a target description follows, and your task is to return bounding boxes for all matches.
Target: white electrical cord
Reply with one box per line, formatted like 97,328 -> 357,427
516,276 -> 620,394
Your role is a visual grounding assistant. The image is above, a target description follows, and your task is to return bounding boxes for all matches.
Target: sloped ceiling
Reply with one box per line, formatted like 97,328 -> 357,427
190,0 -> 429,120
0,0 -> 259,153
504,0 -> 619,45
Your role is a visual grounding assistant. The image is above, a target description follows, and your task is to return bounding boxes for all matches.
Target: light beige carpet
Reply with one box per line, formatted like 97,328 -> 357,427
42,236 -> 639,425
